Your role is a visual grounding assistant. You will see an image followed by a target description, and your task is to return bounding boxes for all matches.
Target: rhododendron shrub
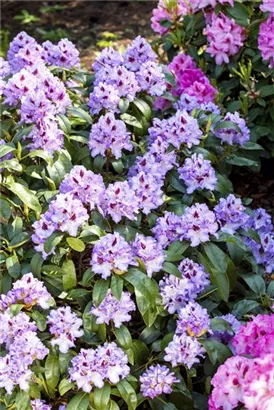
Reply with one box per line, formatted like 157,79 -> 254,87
0,32 -> 274,410
151,0 -> 274,154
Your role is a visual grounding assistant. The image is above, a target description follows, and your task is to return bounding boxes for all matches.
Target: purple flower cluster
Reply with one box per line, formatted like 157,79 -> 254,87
89,36 -> 165,114
140,365 -> 179,399
32,193 -> 89,259
43,38 -> 80,69
130,172 -> 164,215
89,112 -> 132,159
176,301 -> 211,337
60,165 -> 105,210
178,153 -> 217,194
0,57 -> 11,78
31,400 -> 52,410
103,181 -> 139,223
164,333 -> 205,368
47,306 -> 84,353
152,211 -> 186,248
205,13 -> 245,65
90,233 -> 137,279
90,290 -> 136,327
212,313 -> 241,344
0,273 -> 51,311
214,111 -> 250,145
260,0 -> 274,12
159,258 -> 210,314
258,14 -> 274,69
131,234 -> 165,277
69,342 -> 130,392
175,93 -> 221,114
214,194 -> 249,234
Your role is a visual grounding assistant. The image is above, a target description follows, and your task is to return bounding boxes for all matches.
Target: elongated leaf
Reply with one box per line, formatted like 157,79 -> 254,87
45,350 -> 60,394
0,159 -> 22,172
94,383 -> 111,410
66,237 -> 86,252
6,181 -> 41,213
44,231 -> 64,254
68,107 -> 93,124
67,392 -> 89,410
93,279 -> 110,305
120,113 -> 143,129
62,259 -> 77,290
111,275 -> 123,300
59,379 -> 74,396
114,325 -> 132,349
117,379 -> 137,410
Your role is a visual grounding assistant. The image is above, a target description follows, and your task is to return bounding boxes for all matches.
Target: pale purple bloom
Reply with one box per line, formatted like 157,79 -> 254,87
90,233 -> 137,279
245,208 -> 273,233
131,234 -> 165,277
32,216 -> 57,259
176,301 -> 211,337
258,14 -> 274,69
135,61 -> 166,96
89,82 -> 120,114
69,342 -> 130,392
0,57 -> 11,78
90,290 -> 136,327
179,258 -> 210,295
92,47 -> 124,72
178,153 -> 217,194
3,68 -> 38,106
26,115 -> 64,155
9,273 -> 51,309
31,400 -> 52,410
212,313 -> 241,344
215,111 -> 250,145
260,0 -> 274,13
19,90 -> 55,123
0,354 -> 32,394
140,365 -> 179,399
89,112 -> 132,159
9,42 -> 45,73
41,72 -> 71,114
9,330 -> 49,365
159,275 -> 191,314
130,171 -> 164,215
43,38 -> 80,69
123,36 -> 157,71
181,203 -> 218,247
175,93 -> 221,114
47,306 -> 84,353
103,181 -> 139,223
164,333 -> 205,368
0,310 -> 37,347
7,31 -> 37,71
60,165 -> 105,209
152,211 -> 185,248
214,194 -> 249,234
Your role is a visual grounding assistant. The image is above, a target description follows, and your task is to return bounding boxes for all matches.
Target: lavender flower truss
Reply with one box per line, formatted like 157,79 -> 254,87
140,365 -> 179,399
176,301 -> 211,337
131,233 -> 165,277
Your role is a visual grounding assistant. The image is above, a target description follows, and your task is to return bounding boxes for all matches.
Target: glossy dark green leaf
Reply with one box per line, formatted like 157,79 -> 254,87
114,325 -> 132,349
6,182 -> 41,213
94,383 -> 111,410
67,392 -> 90,410
62,260 -> 77,291
45,350 -> 60,394
117,379 -> 137,410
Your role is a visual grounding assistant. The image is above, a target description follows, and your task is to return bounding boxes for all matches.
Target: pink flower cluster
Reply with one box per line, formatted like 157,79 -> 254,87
168,53 -> 217,103
258,14 -> 274,69
209,314 -> 274,410
204,13 -> 245,65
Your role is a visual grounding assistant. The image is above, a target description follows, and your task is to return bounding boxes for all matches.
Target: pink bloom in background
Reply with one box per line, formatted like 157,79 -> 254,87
242,354 -> 274,410
209,356 -> 251,410
151,0 -> 190,35
205,13 -> 245,65
168,53 -> 217,102
233,314 -> 274,358
260,0 -> 274,13
258,15 -> 274,68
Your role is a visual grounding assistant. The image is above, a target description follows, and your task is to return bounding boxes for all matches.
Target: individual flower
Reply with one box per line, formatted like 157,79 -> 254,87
47,306 -> 84,353
214,111 -> 250,145
7,32 -> 39,72
89,112 -> 132,159
8,273 -> 51,309
176,301 -> 211,337
242,354 -> 274,410
41,71 -> 71,114
88,82 -> 120,114
90,290 -> 136,327
123,36 -> 156,71
181,203 -> 218,247
43,38 -> 80,69
214,194 -> 249,234
212,313 -> 241,344
69,342 -> 130,392
178,258 -> 210,296
260,0 -> 274,13
60,165 -> 105,209
8,42 -> 45,73
135,61 -> 166,96
90,233 -> 136,279
209,356 -> 251,410
103,181 -> 139,223
258,15 -> 274,69
26,115 -> 64,155
178,153 -> 217,194
140,364 -> 179,399
131,234 -> 165,277
3,68 -> 38,106
233,314 -> 274,358
130,172 -> 164,215
169,110 -> 203,148
164,333 -> 205,368
0,310 -> 37,347
31,400 -> 52,410
205,13 -> 245,65
19,89 -> 55,123
152,211 -> 185,248
92,47 -> 124,72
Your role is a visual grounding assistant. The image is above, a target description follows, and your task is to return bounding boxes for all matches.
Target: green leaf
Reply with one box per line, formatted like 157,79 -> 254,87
6,254 -> 21,278
162,261 -> 181,277
5,182 -> 41,213
133,98 -> 152,120
45,350 -> 60,394
114,325 -> 132,349
201,339 -> 232,365
15,391 -> 31,410
44,231 -> 64,254
226,2 -> 250,26
0,159 -> 23,172
68,107 -> 93,124
93,279 -> 110,305
210,318 -> 232,333
66,237 -> 86,252
0,144 -> 16,158
67,392 -> 90,410
202,243 -> 227,272
214,120 -> 242,134
120,113 -> 143,129
30,253 -> 44,278
0,198 -> 11,223
165,241 -> 189,262
111,274 -> 123,300
31,310 -> 47,331
232,299 -> 260,319
239,273 -> 266,295
59,379 -> 74,396
117,379 -> 137,410
226,155 -> 259,168
62,260 -> 77,291
58,114 -> 71,134
94,383 -> 111,410
24,149 -> 54,164
131,340 -> 149,365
